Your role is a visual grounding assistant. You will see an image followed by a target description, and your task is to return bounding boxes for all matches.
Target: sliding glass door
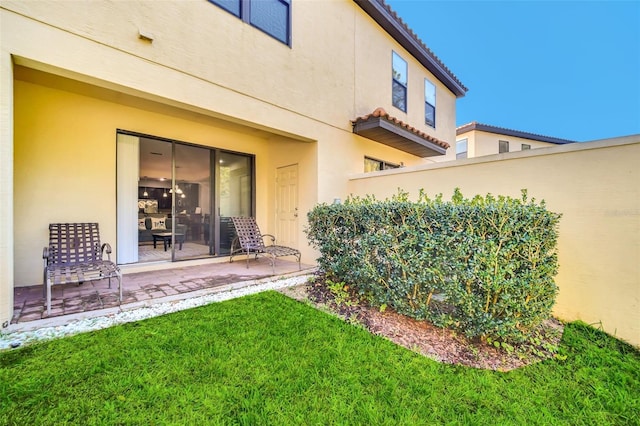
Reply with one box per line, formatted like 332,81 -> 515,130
218,152 -> 253,255
173,143 -> 212,261
136,137 -> 172,263
120,131 -> 254,265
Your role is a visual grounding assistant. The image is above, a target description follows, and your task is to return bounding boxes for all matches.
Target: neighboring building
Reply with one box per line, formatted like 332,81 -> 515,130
455,122 -> 575,159
0,0 -> 467,324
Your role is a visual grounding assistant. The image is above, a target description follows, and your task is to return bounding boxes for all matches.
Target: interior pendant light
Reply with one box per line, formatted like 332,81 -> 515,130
143,186 -> 149,197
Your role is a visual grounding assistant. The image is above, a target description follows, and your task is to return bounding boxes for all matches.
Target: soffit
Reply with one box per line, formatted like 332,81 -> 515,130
13,64 -> 313,143
352,108 -> 449,157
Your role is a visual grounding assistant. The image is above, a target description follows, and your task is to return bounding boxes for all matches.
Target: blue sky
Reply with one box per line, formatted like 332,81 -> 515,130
385,0 -> 640,142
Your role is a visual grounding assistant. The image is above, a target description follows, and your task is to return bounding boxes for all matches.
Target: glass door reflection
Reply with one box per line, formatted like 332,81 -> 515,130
173,143 -> 212,260
218,152 -> 252,255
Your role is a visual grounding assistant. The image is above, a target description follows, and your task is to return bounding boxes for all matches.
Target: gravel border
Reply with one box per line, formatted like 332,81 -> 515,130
1,274 -> 313,351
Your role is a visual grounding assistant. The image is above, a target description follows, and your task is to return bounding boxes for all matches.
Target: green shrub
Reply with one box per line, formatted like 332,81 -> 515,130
306,189 -> 561,343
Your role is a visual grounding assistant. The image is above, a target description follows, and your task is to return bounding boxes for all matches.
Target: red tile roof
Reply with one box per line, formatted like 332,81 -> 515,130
353,107 -> 450,150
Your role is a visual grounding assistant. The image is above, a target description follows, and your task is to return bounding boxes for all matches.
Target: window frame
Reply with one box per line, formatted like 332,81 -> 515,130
424,79 -> 436,128
392,51 -> 408,112
499,140 -> 510,154
521,143 -> 531,150
208,0 -> 291,46
364,156 -> 401,173
456,139 -> 468,159
210,0 -> 241,16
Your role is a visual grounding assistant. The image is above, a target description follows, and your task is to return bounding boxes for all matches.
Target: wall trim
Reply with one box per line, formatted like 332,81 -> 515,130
350,135 -> 640,180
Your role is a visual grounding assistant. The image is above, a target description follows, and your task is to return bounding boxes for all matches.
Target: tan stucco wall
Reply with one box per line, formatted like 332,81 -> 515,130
1,0 -> 353,129
10,70 -> 447,286
13,77 -> 296,287
1,0 -> 457,146
1,0 -> 459,198
354,8 -> 458,162
347,138 -> 640,347
0,45 -> 13,326
457,130 -> 561,158
264,137 -> 318,249
1,0 -> 462,326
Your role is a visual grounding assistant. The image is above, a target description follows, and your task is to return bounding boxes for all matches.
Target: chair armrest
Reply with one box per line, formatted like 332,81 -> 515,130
262,234 -> 276,245
43,247 -> 50,270
101,243 -> 113,261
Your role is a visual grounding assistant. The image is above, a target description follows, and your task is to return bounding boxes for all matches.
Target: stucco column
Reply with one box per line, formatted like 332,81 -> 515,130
0,49 -> 14,329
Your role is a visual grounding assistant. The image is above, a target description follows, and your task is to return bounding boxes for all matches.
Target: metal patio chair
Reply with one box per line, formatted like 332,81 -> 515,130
43,223 -> 122,315
229,217 -> 301,272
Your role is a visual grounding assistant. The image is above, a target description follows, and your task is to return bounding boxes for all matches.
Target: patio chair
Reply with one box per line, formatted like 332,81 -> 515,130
229,216 -> 301,272
43,223 -> 122,315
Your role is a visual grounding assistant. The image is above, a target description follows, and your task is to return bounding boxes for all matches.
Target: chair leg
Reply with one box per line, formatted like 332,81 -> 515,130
46,280 -> 52,316
118,273 -> 123,303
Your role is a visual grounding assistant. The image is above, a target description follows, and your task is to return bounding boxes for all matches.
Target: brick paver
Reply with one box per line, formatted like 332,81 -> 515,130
13,259 -> 312,324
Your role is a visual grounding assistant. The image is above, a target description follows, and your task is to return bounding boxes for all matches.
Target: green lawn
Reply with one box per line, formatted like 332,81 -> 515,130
1,291 -> 638,425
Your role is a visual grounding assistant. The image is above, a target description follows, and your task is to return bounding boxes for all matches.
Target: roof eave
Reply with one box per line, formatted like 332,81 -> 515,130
354,0 -> 467,98
457,122 -> 576,144
353,117 -> 448,157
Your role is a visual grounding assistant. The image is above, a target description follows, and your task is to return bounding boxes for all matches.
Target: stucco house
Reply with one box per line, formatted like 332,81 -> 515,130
455,122 -> 575,159
0,0 -> 467,326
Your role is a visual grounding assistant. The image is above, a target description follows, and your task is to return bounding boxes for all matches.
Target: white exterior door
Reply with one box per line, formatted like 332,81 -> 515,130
275,164 -> 298,247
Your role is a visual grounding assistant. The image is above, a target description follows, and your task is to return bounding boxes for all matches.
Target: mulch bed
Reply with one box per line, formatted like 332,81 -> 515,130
279,275 -> 564,371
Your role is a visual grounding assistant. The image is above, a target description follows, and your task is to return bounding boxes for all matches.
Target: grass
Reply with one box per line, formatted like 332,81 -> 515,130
1,291 -> 638,425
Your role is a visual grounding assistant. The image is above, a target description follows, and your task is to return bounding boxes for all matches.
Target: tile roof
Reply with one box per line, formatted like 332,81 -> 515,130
355,0 -> 467,98
352,107 -> 450,157
456,122 -> 576,145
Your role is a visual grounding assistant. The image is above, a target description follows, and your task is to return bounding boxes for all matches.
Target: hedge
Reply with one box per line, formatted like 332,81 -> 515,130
305,189 -> 561,343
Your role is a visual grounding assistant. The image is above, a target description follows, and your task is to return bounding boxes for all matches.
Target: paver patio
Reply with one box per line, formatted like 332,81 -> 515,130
12,258 -> 315,325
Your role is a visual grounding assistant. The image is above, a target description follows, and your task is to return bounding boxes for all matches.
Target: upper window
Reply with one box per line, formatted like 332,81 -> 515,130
521,143 -> 531,150
392,52 -> 408,112
424,79 -> 436,127
499,140 -> 510,153
212,0 -> 240,16
209,0 -> 291,45
456,139 -> 468,159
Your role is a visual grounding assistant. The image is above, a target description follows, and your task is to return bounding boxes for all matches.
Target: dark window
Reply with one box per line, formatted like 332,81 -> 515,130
522,143 -> 531,150
211,0 -> 240,16
364,156 -> 401,172
425,79 -> 436,127
392,52 -> 408,112
499,140 -> 509,153
250,0 -> 289,43
209,0 -> 291,45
